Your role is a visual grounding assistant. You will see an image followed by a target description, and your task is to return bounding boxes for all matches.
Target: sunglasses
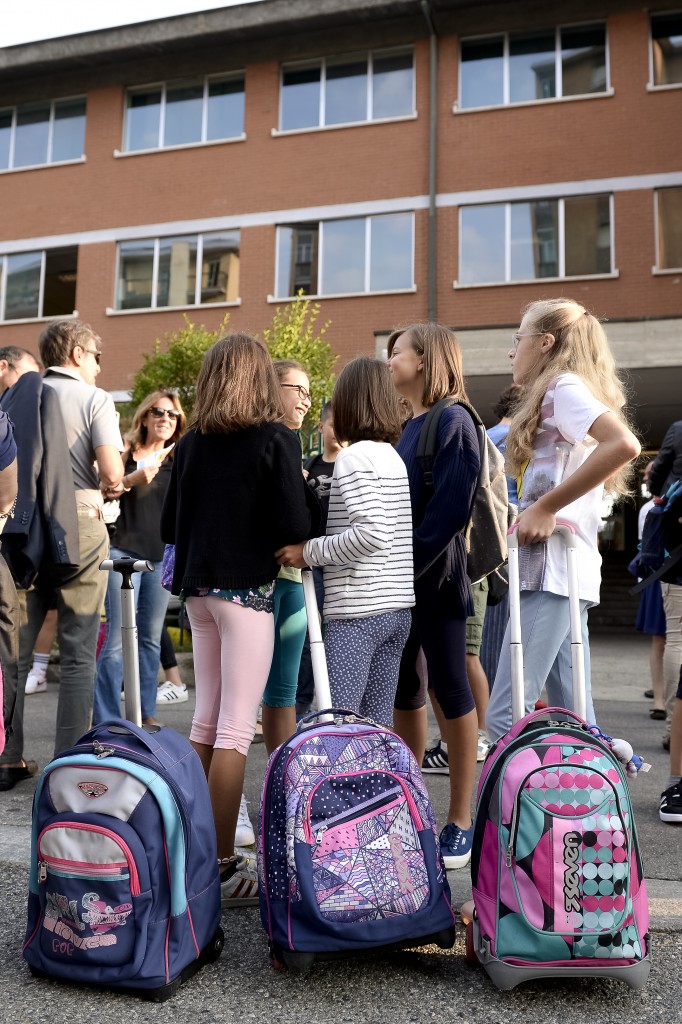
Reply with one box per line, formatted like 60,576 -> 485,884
281,382 -> 312,403
74,345 -> 101,365
149,406 -> 180,420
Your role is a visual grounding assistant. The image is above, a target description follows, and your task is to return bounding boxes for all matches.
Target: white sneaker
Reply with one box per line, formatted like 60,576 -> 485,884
25,670 -> 47,695
477,730 -> 492,763
235,793 -> 256,848
220,852 -> 258,908
156,680 -> 189,704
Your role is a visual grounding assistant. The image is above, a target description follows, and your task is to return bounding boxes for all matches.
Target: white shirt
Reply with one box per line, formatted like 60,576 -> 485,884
518,373 -> 610,604
303,441 -> 415,620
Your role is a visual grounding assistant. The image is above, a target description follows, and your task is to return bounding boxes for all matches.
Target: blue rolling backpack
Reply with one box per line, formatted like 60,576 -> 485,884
23,557 -> 223,1001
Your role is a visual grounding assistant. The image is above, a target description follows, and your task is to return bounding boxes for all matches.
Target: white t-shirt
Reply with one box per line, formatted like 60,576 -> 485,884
303,440 -> 414,620
518,373 -> 610,604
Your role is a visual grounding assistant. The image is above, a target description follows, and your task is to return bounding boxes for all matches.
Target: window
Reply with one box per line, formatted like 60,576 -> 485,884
0,97 -> 85,170
275,212 -> 413,297
651,14 -> 682,86
656,187 -> 682,269
459,25 -> 607,108
0,247 -> 78,320
280,49 -> 414,130
459,195 -> 611,284
116,231 -> 239,310
123,75 -> 244,151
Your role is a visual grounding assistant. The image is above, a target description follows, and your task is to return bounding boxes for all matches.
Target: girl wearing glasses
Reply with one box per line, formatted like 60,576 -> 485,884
160,336 -> 318,906
94,390 -> 185,726
260,360 -> 314,753
486,298 -> 640,741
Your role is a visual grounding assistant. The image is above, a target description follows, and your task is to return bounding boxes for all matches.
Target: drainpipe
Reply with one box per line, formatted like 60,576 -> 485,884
421,0 -> 438,323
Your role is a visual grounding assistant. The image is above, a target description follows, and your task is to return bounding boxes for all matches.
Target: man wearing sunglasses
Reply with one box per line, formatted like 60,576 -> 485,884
0,320 -> 124,786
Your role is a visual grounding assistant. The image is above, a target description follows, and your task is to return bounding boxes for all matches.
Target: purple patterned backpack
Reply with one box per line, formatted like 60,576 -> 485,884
258,712 -> 456,970
469,707 -> 650,990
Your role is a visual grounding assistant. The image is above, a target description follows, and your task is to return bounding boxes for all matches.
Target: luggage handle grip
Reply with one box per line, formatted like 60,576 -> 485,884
297,707 -> 375,731
507,518 -> 577,548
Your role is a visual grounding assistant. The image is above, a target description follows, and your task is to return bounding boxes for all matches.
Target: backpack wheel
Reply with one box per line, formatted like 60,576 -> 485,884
208,928 -> 224,962
465,920 -> 478,966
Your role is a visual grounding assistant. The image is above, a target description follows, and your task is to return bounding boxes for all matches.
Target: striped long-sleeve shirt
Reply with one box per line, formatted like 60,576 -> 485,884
302,440 -> 415,620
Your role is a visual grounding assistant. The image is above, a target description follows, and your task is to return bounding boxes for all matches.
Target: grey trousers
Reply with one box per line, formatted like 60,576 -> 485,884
0,516 -> 109,762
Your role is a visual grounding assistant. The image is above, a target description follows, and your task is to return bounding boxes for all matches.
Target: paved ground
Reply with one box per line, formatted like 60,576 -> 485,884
1,632 -> 680,1023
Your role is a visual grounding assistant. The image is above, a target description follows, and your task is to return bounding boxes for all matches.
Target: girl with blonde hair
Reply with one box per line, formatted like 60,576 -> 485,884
486,298 -> 641,740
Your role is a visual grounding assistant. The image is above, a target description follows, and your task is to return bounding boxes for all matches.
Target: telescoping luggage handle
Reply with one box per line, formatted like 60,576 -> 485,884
99,556 -> 154,729
507,520 -> 586,724
301,569 -> 333,720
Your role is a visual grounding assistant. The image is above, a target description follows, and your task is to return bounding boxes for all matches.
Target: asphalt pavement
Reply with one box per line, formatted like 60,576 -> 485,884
0,632 -> 680,1024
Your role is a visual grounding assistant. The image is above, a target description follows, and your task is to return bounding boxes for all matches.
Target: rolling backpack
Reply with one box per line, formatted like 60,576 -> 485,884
258,571 -> 456,971
466,525 -> 650,991
23,557 -> 223,1001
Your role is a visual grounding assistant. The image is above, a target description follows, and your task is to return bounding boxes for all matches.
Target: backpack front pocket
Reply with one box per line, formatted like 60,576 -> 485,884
37,820 -> 151,969
305,771 -> 429,922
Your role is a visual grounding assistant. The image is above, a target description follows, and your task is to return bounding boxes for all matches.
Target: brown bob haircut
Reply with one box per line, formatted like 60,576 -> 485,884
387,322 -> 467,407
331,357 -> 404,445
192,333 -> 285,434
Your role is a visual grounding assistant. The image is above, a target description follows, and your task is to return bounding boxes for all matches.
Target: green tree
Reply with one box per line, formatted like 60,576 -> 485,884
129,313 -> 231,421
261,294 -> 337,449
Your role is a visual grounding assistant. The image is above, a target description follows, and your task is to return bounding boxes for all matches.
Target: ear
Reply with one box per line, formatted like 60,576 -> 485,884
540,333 -> 556,352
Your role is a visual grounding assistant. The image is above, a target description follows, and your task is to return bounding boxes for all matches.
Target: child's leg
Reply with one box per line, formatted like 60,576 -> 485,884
487,591 -> 592,740
544,600 -> 594,722
262,579 -> 306,753
324,617 -> 374,714
186,595 -> 273,859
358,609 -> 412,727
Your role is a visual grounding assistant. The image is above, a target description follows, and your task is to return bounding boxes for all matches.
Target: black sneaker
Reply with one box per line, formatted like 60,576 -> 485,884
422,740 -> 449,774
659,783 -> 682,823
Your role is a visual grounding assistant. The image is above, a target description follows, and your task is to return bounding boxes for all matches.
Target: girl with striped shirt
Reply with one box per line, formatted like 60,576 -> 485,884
276,357 -> 414,727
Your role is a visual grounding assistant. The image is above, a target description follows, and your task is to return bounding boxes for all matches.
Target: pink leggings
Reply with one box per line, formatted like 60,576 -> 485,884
185,595 -> 274,755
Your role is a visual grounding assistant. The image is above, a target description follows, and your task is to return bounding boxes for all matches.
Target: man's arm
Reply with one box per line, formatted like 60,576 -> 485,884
0,458 -> 18,515
95,445 -> 125,490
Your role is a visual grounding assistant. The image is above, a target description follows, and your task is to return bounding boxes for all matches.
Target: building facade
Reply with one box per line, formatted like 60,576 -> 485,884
0,0 -> 680,444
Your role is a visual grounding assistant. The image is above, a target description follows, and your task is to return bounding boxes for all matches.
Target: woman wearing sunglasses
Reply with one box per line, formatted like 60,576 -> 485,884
93,390 -> 185,725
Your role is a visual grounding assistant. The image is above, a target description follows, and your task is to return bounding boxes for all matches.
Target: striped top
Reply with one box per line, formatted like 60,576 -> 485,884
302,441 -> 415,620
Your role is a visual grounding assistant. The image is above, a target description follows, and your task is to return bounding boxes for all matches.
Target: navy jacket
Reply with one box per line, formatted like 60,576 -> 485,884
649,420 -> 682,497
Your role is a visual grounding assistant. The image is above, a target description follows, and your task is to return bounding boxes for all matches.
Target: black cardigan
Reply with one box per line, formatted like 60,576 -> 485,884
160,422 -> 320,594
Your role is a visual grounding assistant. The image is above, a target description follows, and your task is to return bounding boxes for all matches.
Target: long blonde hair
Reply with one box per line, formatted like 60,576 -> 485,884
505,298 -> 634,496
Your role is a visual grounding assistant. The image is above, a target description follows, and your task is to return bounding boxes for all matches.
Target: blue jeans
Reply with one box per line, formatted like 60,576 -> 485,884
486,590 -> 595,741
93,546 -> 170,723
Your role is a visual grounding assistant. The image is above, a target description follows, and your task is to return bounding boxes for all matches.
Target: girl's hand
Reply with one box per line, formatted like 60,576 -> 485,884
274,543 -> 309,569
515,502 -> 557,545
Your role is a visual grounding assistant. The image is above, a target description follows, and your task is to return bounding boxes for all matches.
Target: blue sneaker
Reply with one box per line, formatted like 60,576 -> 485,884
439,821 -> 474,870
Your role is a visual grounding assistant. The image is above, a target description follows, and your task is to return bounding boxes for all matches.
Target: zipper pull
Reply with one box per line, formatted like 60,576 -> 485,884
315,826 -> 328,844
38,861 -> 47,883
506,844 -> 513,868
93,740 -> 115,759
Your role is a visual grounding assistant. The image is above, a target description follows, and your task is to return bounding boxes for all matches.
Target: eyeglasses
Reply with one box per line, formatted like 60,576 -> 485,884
281,383 -> 312,403
510,332 -> 545,351
149,406 -> 180,420
74,344 -> 101,364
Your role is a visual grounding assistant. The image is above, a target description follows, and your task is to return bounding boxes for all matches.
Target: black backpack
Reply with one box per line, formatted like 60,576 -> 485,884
416,398 -> 511,583
629,480 -> 682,594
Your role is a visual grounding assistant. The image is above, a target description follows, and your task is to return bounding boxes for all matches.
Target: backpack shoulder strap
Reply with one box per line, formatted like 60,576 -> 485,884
303,453 -> 320,472
415,397 -> 456,489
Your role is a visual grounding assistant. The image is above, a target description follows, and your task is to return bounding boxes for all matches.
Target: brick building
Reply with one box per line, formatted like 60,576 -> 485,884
0,0 -> 680,448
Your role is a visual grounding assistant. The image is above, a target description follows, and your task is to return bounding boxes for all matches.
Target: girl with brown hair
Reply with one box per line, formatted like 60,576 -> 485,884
160,334 -> 318,907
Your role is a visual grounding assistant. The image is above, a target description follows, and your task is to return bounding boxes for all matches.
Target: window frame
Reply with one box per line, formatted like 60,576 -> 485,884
0,94 -> 86,172
114,230 -> 241,313
276,47 -> 416,134
648,10 -> 682,91
0,246 -> 78,322
653,186 -> 682,272
456,21 -> 611,111
121,72 -> 246,154
456,193 -> 615,287
273,212 -> 415,299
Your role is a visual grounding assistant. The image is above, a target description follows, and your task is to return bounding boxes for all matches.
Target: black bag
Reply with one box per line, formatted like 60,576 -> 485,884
416,398 -> 511,583
629,481 -> 682,594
